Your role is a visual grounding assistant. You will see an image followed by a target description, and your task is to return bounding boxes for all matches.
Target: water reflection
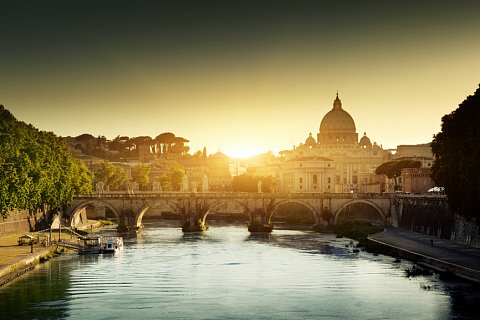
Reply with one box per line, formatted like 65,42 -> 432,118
0,222 -> 480,320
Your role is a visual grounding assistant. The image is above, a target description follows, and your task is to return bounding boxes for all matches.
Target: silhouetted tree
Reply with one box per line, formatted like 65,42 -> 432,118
375,159 -> 421,190
232,174 -> 275,193
431,84 -> 480,221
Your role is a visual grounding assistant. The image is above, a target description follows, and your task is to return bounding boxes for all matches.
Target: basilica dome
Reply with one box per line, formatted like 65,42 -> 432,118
305,132 -> 316,147
317,93 -> 358,145
359,132 -> 372,148
319,94 -> 356,132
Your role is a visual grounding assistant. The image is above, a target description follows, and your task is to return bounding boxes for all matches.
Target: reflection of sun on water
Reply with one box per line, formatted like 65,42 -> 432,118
223,145 -> 263,159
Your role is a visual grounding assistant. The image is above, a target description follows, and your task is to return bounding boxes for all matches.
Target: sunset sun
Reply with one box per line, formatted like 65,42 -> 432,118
223,145 -> 263,159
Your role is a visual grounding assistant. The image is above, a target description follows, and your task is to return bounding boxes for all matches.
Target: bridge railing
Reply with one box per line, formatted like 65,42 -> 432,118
74,191 -> 445,201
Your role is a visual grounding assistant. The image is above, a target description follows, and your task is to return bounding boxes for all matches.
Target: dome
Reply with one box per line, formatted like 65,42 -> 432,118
305,132 -> 316,147
359,132 -> 372,148
319,94 -> 356,133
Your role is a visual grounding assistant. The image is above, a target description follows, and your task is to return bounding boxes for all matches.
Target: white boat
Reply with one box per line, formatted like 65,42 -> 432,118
78,236 -> 123,254
101,237 -> 123,254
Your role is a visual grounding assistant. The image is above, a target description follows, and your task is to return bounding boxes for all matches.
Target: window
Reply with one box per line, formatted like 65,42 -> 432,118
299,178 -> 303,183
327,177 -> 331,184
300,185 -> 303,190
313,175 -> 317,183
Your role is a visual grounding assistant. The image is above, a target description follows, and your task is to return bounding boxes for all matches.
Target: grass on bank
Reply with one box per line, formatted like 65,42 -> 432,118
336,220 -> 384,246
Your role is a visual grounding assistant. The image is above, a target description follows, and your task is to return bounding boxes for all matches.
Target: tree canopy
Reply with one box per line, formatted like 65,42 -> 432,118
131,163 -> 151,190
94,161 -> 127,191
431,84 -> 480,220
0,105 -> 93,218
158,162 -> 185,191
375,160 -> 422,179
232,174 -> 276,193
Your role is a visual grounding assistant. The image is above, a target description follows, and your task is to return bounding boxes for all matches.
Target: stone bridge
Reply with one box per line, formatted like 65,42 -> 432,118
66,192 -> 446,232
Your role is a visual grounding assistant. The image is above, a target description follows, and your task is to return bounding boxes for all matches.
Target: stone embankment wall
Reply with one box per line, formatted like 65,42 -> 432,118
0,210 -> 48,237
452,215 -> 480,248
398,198 -> 480,248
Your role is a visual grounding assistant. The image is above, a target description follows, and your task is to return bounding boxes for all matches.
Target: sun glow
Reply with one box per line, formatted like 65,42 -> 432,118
223,145 -> 264,159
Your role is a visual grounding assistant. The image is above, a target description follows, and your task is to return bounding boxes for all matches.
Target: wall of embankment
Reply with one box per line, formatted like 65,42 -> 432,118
399,198 -> 480,248
0,210 -> 49,237
366,238 -> 480,283
0,247 -> 56,287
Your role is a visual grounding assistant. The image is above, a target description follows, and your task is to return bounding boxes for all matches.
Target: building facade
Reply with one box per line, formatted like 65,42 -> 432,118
278,94 -> 391,193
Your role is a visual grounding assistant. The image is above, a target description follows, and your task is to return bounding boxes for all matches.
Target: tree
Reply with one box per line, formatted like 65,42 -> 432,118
375,159 -> 421,190
232,174 -> 276,193
0,105 -> 93,218
431,84 -> 480,221
94,161 -> 127,191
158,162 -> 185,191
155,132 -> 175,154
131,164 -> 151,190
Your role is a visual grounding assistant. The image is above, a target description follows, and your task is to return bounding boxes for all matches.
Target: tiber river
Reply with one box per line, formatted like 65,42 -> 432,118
1,221 -> 480,320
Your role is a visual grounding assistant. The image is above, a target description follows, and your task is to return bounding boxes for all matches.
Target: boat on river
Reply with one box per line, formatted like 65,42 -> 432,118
101,237 -> 123,254
78,236 -> 123,255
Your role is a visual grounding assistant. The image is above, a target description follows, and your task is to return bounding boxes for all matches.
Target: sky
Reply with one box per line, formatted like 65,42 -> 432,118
1,0 -> 479,158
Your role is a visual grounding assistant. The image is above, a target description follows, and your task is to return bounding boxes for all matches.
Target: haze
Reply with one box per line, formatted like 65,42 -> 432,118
1,0 -> 479,157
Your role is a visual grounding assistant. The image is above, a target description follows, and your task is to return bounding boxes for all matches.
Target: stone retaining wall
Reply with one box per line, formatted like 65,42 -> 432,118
366,237 -> 480,283
398,198 -> 480,248
0,210 -> 47,237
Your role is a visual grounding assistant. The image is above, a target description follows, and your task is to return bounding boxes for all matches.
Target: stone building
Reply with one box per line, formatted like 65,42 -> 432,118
278,94 -> 391,193
401,167 -> 434,194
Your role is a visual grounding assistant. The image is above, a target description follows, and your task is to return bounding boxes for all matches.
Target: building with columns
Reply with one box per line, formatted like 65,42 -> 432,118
278,94 -> 391,193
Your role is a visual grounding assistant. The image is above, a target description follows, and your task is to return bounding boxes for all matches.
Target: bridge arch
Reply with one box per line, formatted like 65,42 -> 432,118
134,199 -> 182,228
269,199 -> 319,225
203,199 -> 250,220
333,199 -> 386,225
68,200 -> 121,228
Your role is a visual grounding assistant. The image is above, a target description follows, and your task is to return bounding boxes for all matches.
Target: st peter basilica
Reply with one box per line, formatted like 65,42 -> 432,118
278,94 -> 390,193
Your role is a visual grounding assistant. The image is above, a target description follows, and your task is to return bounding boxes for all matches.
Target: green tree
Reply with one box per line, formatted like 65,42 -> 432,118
431,85 -> 480,221
94,161 -> 127,191
158,162 -> 185,191
131,163 -> 151,190
0,105 -> 93,218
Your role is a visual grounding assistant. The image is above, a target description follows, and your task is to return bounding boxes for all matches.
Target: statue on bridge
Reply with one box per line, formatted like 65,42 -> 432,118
95,181 -> 105,194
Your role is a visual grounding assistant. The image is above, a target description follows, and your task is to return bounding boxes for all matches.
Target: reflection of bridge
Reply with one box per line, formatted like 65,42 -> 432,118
67,192 -> 446,232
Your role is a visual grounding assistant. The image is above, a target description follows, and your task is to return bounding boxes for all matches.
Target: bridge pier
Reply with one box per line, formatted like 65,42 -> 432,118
117,209 -> 142,232
248,208 -> 273,233
313,206 -> 334,232
180,201 -> 209,233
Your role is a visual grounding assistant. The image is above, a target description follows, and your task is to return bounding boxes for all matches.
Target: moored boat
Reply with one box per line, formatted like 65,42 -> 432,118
78,236 -> 103,255
101,237 -> 123,254
78,236 -> 123,254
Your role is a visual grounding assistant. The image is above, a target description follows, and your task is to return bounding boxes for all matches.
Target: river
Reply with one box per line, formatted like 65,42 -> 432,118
1,221 -> 480,320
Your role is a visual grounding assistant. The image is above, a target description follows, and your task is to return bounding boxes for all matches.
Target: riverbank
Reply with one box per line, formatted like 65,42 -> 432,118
0,220 -> 102,287
367,227 -> 480,283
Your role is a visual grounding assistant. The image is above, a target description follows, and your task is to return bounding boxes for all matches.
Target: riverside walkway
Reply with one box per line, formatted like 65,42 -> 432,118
368,228 -> 480,283
0,220 -> 101,287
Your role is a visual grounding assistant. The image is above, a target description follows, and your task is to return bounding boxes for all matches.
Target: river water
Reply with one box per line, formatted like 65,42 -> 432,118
1,221 -> 480,320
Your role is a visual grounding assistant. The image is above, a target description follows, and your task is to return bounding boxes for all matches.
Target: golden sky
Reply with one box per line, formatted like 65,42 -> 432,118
1,1 -> 479,157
